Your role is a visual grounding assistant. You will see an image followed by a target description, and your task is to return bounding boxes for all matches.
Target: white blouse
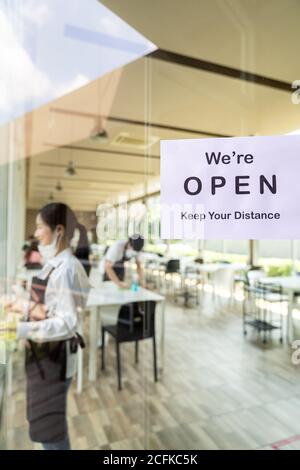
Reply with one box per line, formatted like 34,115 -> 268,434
17,248 -> 90,378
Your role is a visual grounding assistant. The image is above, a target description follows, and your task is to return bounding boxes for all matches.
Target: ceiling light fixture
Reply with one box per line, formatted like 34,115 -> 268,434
65,160 -> 77,176
55,181 -> 63,191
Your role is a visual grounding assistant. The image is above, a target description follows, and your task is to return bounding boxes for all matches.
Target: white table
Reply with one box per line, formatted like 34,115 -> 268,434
86,282 -> 166,383
183,262 -> 248,273
181,263 -> 248,294
259,276 -> 300,343
16,270 -> 42,296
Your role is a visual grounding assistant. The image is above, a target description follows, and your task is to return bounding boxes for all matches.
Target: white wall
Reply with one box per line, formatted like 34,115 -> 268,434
6,123 -> 26,280
0,122 -> 26,285
0,124 -> 9,285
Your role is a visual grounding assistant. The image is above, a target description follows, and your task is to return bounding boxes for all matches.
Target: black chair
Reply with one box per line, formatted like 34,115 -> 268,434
162,259 -> 180,297
166,259 -> 180,273
175,265 -> 202,307
101,301 -> 158,390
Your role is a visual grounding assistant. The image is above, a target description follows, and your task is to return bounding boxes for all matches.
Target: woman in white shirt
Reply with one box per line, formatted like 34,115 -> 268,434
8,203 -> 90,450
102,236 -> 145,287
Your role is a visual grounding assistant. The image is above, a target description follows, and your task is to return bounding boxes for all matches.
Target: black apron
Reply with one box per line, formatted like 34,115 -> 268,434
103,245 -> 138,327
26,267 -> 69,444
103,244 -> 130,282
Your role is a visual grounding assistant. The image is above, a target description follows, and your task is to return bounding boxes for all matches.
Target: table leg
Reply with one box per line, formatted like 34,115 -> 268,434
287,292 -> 294,344
77,347 -> 83,394
7,353 -> 12,396
88,306 -> 99,381
159,299 -> 166,372
0,340 -> 5,366
204,272 -> 209,294
76,310 -> 84,393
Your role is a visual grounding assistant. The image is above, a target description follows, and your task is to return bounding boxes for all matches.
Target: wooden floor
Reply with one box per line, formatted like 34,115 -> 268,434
4,289 -> 300,450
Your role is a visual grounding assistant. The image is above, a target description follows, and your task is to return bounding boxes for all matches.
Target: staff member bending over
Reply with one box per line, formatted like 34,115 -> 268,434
6,202 -> 90,450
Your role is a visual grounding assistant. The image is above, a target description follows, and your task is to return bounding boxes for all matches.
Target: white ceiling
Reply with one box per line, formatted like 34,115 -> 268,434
100,0 -> 300,82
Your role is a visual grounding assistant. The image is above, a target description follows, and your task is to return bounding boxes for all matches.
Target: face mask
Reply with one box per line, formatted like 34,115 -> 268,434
125,249 -> 136,259
38,232 -> 58,263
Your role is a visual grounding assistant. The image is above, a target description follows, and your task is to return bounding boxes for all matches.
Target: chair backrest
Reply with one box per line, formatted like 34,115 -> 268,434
256,281 -> 283,299
117,301 -> 156,338
166,259 -> 180,273
246,268 -> 265,286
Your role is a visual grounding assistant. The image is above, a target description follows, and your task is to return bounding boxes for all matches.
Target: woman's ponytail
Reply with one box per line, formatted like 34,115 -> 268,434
75,223 -> 91,276
39,203 -> 91,276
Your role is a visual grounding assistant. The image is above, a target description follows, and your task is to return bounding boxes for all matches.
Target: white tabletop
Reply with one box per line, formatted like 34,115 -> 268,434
259,276 -> 300,292
87,281 -> 165,307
